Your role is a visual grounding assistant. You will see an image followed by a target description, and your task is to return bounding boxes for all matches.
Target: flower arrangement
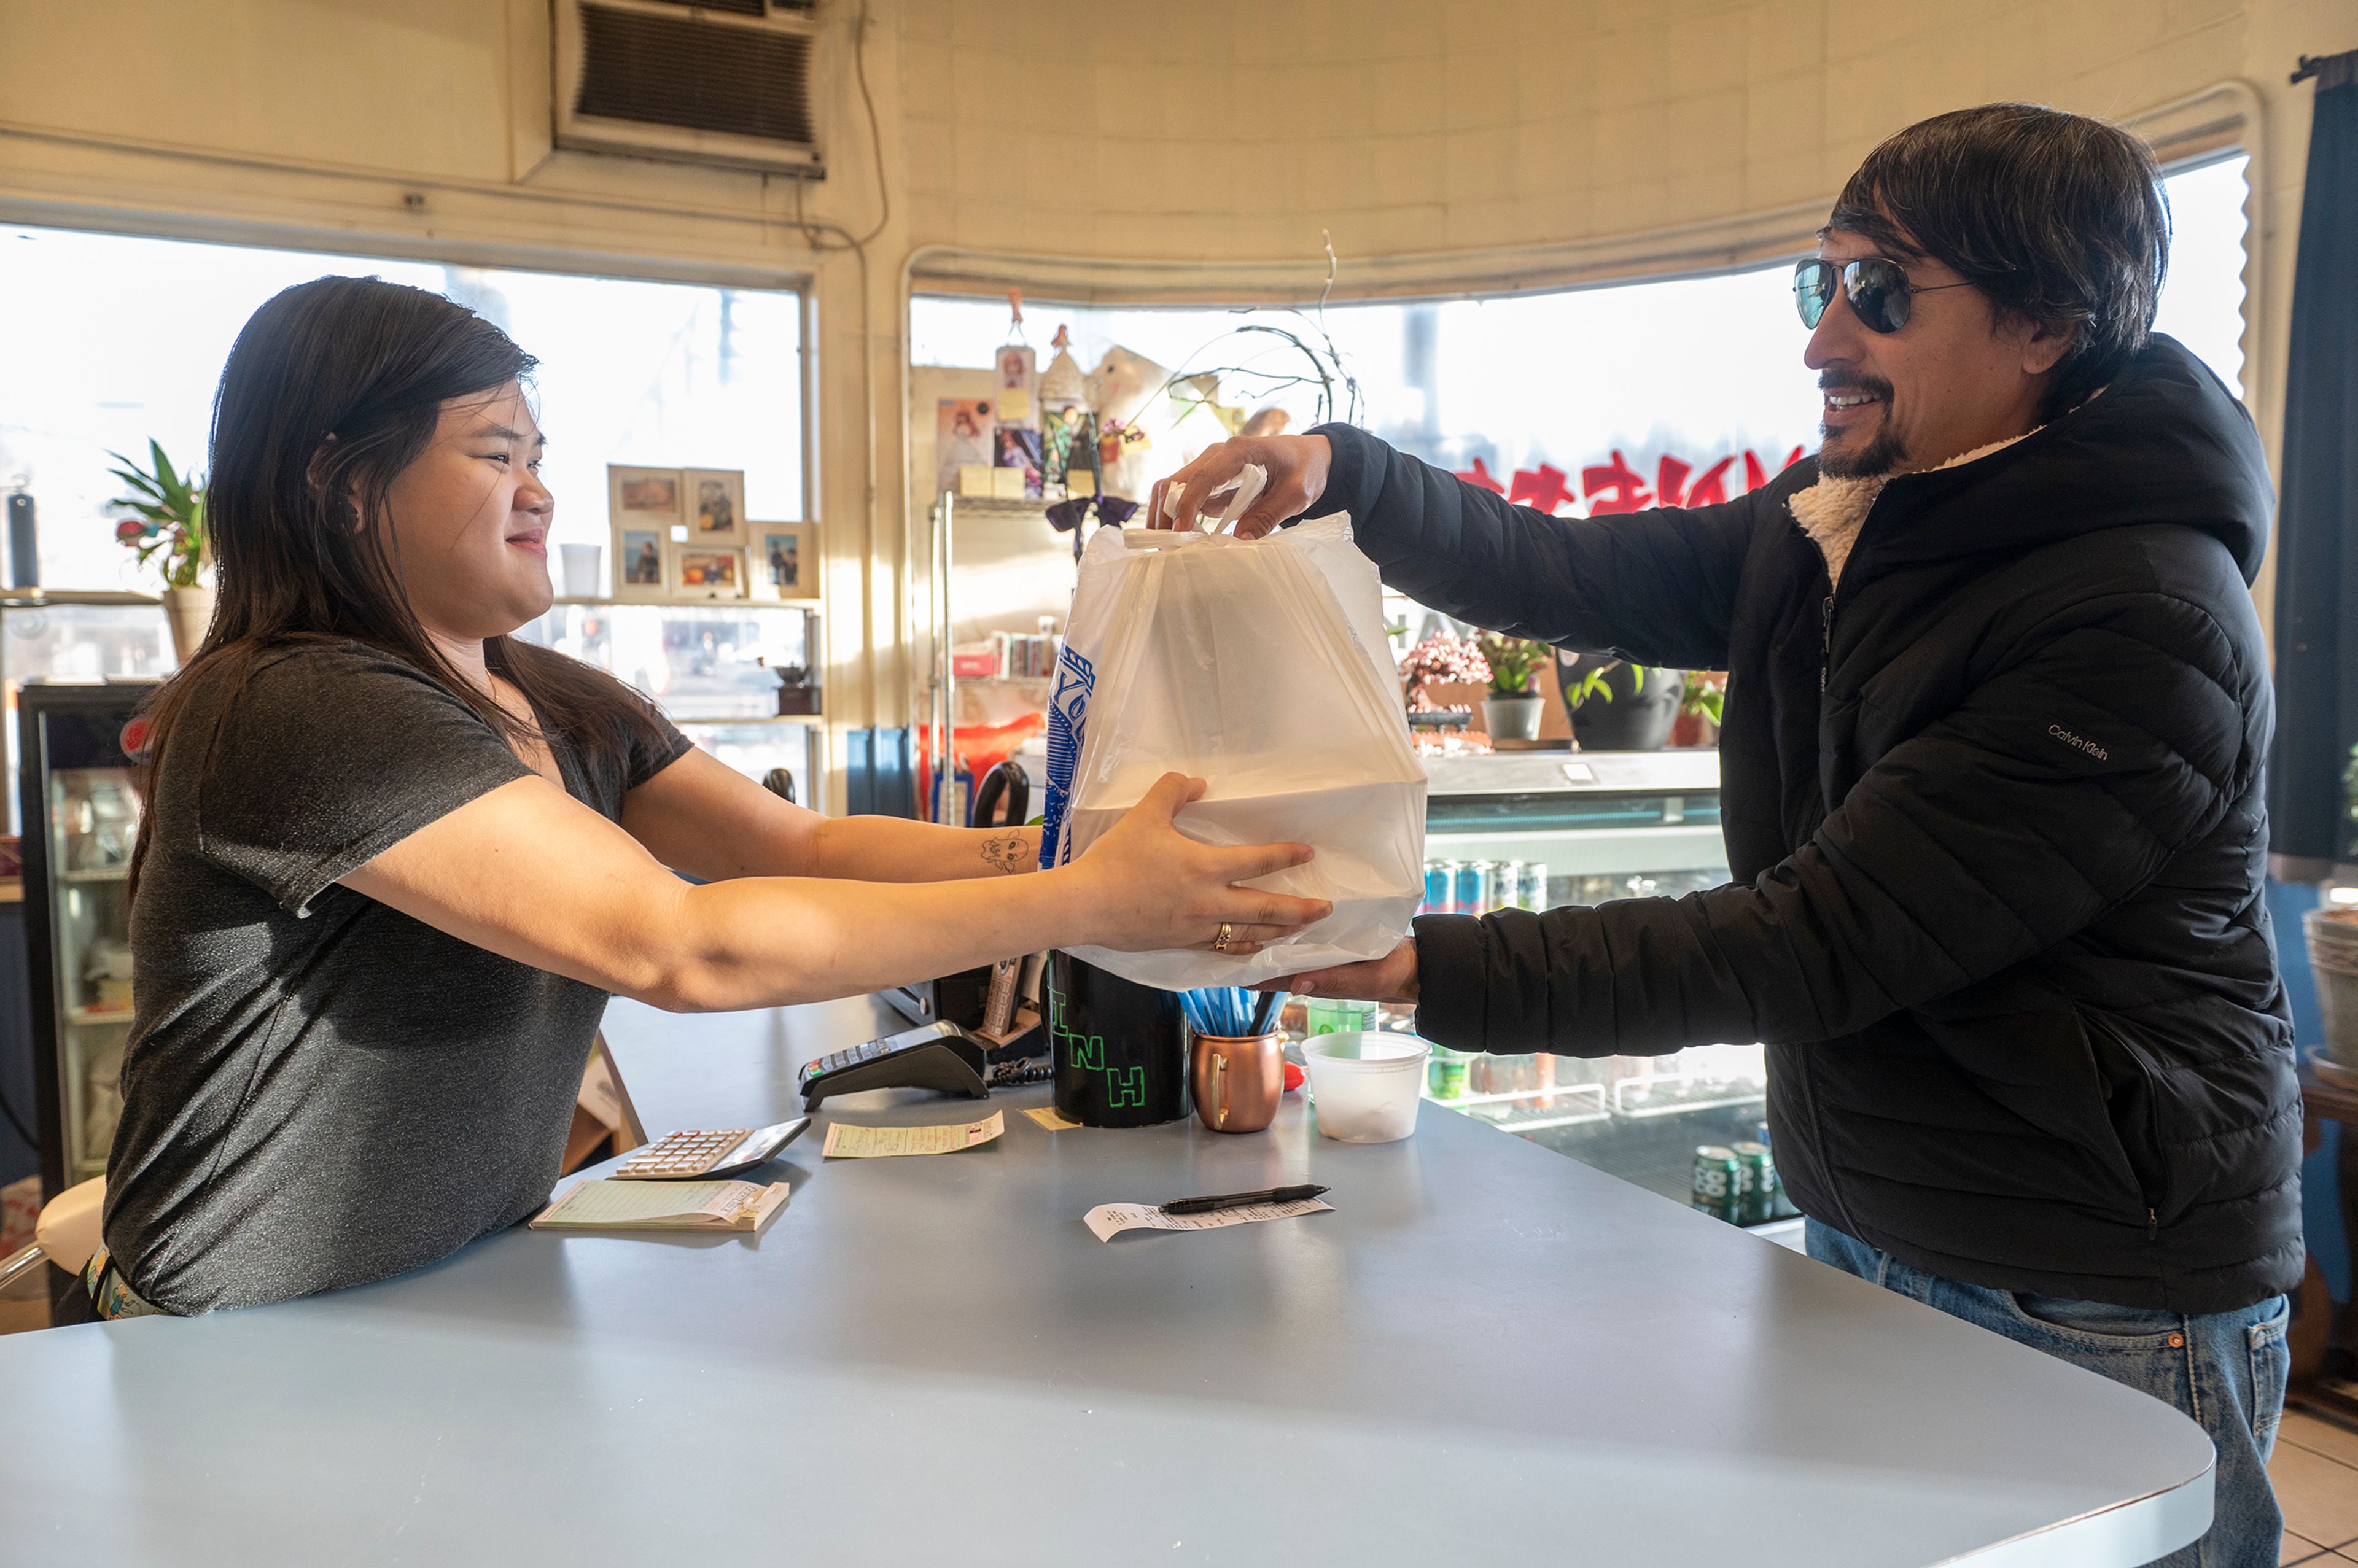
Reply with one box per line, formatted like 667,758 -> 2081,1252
1476,634 -> 1548,697
109,440 -> 206,590
1397,632 -> 1489,712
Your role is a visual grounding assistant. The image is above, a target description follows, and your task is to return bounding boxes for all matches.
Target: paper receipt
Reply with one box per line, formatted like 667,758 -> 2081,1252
1084,1197 -> 1333,1243
1023,1105 -> 1083,1131
822,1109 -> 1006,1159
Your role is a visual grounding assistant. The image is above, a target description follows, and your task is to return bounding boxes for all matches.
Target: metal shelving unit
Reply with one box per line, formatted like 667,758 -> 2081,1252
513,597 -> 827,803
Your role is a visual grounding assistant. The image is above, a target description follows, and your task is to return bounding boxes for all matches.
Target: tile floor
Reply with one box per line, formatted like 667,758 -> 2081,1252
2279,1407 -> 2358,1563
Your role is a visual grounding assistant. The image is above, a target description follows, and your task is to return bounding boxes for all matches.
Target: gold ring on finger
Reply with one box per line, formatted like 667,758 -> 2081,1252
1213,922 -> 1234,952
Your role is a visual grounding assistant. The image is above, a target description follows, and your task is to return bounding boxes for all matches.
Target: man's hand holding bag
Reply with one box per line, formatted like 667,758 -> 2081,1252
1040,490 -> 1427,992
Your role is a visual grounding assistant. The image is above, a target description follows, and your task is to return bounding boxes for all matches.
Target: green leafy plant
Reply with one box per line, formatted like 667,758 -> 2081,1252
109,440 -> 206,589
1561,658 -> 1643,708
1476,634 -> 1549,697
1681,670 -> 1727,725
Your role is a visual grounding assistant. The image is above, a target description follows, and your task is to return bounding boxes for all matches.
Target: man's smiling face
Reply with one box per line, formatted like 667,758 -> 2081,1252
1802,225 -> 2071,479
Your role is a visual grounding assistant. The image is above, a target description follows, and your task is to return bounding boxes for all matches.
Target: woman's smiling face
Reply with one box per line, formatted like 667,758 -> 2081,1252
379,382 -> 554,642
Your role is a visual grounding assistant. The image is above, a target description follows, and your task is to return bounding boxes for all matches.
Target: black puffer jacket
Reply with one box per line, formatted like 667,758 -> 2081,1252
1310,335 -> 2303,1313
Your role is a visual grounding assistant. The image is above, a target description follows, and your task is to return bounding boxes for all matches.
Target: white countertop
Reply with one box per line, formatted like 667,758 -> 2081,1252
0,993 -> 2211,1566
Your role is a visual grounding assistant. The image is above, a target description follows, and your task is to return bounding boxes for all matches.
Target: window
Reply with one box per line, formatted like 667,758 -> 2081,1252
0,227 -> 804,595
910,151 -> 2251,515
2154,153 -> 2249,400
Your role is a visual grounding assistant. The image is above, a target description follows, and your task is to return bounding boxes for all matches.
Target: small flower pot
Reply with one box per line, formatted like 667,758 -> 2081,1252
1481,693 -> 1545,742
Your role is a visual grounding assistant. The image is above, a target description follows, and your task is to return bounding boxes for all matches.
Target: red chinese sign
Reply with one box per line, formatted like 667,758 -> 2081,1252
1457,445 -> 1807,515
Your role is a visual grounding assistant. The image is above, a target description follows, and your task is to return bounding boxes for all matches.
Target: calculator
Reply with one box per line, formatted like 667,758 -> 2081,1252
611,1117 -> 811,1181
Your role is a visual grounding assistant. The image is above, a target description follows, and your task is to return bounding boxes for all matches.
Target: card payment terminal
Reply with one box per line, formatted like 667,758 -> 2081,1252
797,1020 -> 990,1109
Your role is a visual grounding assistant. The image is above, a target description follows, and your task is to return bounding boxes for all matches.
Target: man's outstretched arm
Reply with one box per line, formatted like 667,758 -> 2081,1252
1151,429 -> 1771,672
1306,424 -> 1768,673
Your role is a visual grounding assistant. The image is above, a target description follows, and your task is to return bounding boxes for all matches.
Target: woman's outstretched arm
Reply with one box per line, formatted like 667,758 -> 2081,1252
342,770 -> 1321,1012
618,747 -> 1041,885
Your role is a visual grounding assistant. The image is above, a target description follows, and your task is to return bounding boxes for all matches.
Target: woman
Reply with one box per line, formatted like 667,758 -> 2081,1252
94,276 -> 1326,1317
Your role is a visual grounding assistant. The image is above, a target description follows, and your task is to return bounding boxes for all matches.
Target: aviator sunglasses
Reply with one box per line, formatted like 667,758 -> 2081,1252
1793,257 -> 1972,334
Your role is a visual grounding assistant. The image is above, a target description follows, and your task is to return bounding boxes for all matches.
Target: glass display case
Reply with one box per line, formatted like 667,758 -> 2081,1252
512,599 -> 824,803
18,680 -> 155,1196
1397,748 -> 1796,1227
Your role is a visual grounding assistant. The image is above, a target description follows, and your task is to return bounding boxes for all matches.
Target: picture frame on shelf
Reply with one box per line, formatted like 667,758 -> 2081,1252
749,522 -> 817,600
682,468 -> 747,547
607,465 -> 683,530
669,545 -> 746,599
614,527 -> 667,600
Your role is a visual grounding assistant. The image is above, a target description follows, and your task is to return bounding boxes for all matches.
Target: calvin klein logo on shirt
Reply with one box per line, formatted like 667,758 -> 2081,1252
2049,724 -> 2109,762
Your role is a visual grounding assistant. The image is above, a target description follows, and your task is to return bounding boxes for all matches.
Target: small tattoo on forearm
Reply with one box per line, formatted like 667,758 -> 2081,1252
981,833 -> 1031,874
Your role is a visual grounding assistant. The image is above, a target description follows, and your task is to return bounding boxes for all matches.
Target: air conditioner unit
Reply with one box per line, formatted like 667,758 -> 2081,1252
554,0 -> 823,176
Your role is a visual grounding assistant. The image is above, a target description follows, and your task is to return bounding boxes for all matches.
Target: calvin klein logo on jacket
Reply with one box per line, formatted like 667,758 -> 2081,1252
2049,724 -> 2109,761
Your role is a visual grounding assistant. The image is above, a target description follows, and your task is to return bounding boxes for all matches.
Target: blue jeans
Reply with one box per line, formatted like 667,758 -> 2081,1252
1807,1221 -> 2289,1567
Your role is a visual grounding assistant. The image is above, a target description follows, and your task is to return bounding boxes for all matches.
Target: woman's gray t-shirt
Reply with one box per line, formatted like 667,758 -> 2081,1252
104,642 -> 691,1313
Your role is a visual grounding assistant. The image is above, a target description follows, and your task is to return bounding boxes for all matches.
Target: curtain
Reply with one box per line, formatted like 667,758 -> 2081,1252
2268,53 -> 2358,880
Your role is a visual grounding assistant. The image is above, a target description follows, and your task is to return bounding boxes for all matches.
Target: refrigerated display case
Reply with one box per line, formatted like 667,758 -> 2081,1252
1404,747 -> 1797,1226
18,680 -> 155,1198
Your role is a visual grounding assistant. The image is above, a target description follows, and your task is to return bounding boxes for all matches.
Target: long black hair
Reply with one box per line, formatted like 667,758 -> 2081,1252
132,275 -> 672,890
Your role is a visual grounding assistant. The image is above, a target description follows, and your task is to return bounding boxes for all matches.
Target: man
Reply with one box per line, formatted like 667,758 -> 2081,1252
1154,103 -> 2300,1564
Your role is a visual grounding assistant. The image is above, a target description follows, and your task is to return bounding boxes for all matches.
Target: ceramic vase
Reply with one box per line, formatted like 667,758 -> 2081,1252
161,584 -> 216,665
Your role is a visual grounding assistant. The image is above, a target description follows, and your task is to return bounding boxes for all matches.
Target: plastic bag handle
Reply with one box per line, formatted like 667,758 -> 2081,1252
1158,463 -> 1269,535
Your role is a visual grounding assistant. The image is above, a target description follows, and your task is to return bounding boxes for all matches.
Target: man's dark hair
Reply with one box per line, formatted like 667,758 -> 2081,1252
1829,103 -> 2169,423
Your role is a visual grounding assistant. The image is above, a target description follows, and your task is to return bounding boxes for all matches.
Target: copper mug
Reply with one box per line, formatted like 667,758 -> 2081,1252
1191,1031 -> 1284,1134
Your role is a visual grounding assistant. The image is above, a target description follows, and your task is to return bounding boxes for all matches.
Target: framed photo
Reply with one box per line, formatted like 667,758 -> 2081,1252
749,522 -> 817,600
669,544 -> 746,599
993,423 -> 1043,499
682,468 -> 747,547
614,527 -> 667,599
935,397 -> 994,494
607,465 -> 682,529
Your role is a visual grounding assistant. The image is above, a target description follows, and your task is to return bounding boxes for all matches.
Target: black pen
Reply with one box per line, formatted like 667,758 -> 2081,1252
1159,1184 -> 1329,1216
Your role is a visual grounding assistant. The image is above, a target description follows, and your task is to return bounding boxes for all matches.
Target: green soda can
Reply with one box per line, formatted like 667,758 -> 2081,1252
1732,1141 -> 1777,1225
1691,1145 -> 1741,1219
1429,1047 -> 1470,1101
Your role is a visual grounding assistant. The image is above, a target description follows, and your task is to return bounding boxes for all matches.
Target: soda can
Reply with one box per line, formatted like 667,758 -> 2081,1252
1691,1145 -> 1741,1219
1732,1141 -> 1778,1225
1520,861 -> 1550,912
1498,861 -> 1525,914
1424,860 -> 1455,915
1455,860 -> 1494,915
1429,1047 -> 1470,1101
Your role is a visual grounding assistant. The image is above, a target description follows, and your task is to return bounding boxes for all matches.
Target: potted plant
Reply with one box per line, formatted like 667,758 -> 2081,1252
109,440 -> 211,662
1554,651 -> 1686,751
1397,632 -> 1488,726
1476,633 -> 1550,742
1668,669 -> 1727,748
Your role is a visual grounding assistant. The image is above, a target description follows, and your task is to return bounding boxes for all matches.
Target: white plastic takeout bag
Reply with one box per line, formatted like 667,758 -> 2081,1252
1038,491 -> 1427,990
